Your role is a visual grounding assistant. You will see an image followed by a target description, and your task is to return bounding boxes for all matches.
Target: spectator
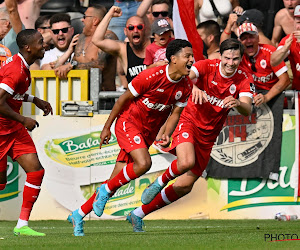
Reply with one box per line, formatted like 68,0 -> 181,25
197,20 -> 220,59
0,0 -> 24,55
144,18 -> 174,68
221,9 -> 273,45
271,5 -> 300,90
194,0 -> 243,27
0,0 -> 49,29
40,13 -> 74,70
0,44 -> 11,65
93,6 -> 151,86
238,23 -> 290,106
53,4 -> 119,109
30,15 -> 52,70
105,0 -> 142,41
272,0 -> 299,46
239,0 -> 284,39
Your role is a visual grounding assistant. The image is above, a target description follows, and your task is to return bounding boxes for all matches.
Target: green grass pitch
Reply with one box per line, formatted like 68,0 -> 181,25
1,219 -> 300,249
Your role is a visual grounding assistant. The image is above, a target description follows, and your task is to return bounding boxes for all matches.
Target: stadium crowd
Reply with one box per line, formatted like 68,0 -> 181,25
0,0 -> 299,237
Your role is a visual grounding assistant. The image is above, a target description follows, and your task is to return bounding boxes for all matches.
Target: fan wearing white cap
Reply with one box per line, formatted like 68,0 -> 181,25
271,5 -> 300,91
238,22 -> 290,107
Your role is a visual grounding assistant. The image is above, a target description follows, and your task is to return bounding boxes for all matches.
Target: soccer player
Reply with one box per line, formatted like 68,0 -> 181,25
127,38 -> 254,232
68,39 -> 194,236
0,29 -> 52,236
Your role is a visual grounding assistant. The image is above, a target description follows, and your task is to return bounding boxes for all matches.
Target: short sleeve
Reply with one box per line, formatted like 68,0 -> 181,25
128,69 -> 153,97
143,46 -> 154,66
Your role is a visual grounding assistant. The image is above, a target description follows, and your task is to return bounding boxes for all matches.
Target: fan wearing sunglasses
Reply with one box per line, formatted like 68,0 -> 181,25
238,23 -> 290,107
40,13 -> 74,70
92,6 -> 151,85
150,0 -> 173,28
144,18 -> 174,69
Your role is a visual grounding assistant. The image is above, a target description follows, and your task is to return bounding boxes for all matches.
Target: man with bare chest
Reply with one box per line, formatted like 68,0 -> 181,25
54,4 -> 118,93
272,0 -> 300,46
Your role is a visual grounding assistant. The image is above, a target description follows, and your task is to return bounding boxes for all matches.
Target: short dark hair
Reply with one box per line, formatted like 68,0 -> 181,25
50,13 -> 71,27
166,39 -> 192,62
220,38 -> 244,57
197,20 -> 221,45
17,29 -> 39,49
35,15 -> 51,29
89,4 -> 107,20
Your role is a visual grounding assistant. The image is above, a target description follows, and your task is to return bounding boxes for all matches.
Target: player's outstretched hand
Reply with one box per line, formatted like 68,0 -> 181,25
192,84 -> 207,105
223,96 -> 241,109
99,127 -> 111,149
23,117 -> 39,131
34,98 -> 53,116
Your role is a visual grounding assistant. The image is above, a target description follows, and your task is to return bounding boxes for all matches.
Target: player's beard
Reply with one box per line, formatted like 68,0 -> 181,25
132,42 -> 144,51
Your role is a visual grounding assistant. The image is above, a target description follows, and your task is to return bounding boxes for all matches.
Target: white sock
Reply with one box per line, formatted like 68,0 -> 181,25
16,219 -> 28,229
133,207 -> 145,219
78,207 -> 86,218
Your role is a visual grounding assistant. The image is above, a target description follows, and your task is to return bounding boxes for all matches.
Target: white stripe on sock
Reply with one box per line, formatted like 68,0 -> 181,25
161,189 -> 171,204
169,166 -> 176,177
133,207 -> 145,218
78,207 -> 86,217
158,176 -> 164,186
123,165 -> 131,182
24,181 -> 41,189
105,183 -> 111,193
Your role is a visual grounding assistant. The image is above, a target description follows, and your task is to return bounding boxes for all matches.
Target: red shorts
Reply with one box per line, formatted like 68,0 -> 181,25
170,119 -> 214,176
0,127 -> 36,171
115,117 -> 148,163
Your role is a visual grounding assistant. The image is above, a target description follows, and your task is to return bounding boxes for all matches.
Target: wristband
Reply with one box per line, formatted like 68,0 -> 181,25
224,30 -> 231,35
27,95 -> 34,103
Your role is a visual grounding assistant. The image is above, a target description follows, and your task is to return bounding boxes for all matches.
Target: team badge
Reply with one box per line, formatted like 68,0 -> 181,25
229,84 -> 236,94
134,135 -> 141,144
175,91 -> 182,100
260,59 -> 267,69
182,132 -> 189,139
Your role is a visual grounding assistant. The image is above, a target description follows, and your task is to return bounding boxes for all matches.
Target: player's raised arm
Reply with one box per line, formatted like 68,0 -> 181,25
92,6 -> 123,57
99,89 -> 135,148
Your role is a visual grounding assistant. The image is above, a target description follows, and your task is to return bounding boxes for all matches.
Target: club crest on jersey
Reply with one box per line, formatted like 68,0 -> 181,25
229,84 -> 236,94
134,135 -> 141,144
182,132 -> 189,139
260,59 -> 267,69
175,91 -> 182,100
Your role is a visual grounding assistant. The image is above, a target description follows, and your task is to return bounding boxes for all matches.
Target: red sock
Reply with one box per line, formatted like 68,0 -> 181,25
161,160 -> 181,184
107,162 -> 137,192
0,183 -> 6,190
141,184 -> 180,215
20,169 -> 44,221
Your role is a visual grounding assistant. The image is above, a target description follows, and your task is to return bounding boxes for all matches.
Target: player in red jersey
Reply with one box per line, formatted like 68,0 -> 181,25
271,5 -> 300,90
0,29 -> 52,236
67,39 -> 194,236
237,23 -> 290,106
127,38 -> 254,232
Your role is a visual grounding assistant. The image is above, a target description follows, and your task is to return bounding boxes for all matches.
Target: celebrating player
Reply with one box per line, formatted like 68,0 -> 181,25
127,38 -> 254,232
0,29 -> 52,236
68,39 -> 193,236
